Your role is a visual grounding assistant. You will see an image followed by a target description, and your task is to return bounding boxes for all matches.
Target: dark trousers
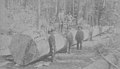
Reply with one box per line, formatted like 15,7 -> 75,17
49,44 -> 56,62
67,41 -> 72,54
77,41 -> 82,50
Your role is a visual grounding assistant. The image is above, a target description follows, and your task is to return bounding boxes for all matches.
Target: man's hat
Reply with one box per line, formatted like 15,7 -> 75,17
78,26 -> 82,29
51,28 -> 54,32
48,28 -> 55,34
67,26 -> 71,29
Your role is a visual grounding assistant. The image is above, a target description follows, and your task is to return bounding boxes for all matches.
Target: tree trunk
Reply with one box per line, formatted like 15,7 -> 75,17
88,15 -> 93,41
98,13 -> 102,36
99,25 -> 102,36
89,26 -> 93,41
36,0 -> 41,30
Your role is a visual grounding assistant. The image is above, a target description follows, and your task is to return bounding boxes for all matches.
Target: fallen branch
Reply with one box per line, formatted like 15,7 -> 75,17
72,27 -> 112,46
98,50 -> 119,69
84,27 -> 112,41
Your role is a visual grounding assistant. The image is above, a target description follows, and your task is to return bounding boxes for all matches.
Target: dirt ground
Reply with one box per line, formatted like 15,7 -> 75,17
0,46 -> 101,69
0,30 -> 116,69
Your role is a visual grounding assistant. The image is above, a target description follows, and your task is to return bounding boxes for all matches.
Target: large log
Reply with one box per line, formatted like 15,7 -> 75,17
0,34 -> 11,56
70,26 -> 111,45
82,59 -> 109,69
82,50 -> 119,69
8,31 -> 67,65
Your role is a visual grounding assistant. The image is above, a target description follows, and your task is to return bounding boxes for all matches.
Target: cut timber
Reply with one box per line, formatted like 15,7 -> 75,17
98,48 -> 119,69
83,59 -> 109,69
8,32 -> 67,65
0,34 -> 12,56
100,54 -> 119,69
9,34 -> 38,65
82,53 -> 119,69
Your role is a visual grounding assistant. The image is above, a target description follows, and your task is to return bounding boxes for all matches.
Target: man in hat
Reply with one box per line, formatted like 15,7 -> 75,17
48,29 -> 56,62
75,26 -> 84,50
65,27 -> 73,54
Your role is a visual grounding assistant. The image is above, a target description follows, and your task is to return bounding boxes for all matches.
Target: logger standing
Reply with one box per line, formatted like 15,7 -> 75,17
65,27 -> 73,54
75,26 -> 84,50
48,29 -> 56,62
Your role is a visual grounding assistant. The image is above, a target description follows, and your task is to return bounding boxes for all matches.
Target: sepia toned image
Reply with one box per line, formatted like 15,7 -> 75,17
0,0 -> 120,69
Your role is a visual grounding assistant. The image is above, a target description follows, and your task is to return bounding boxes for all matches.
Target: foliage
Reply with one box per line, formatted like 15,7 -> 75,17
93,0 -> 120,26
4,0 -> 38,32
3,0 -> 120,32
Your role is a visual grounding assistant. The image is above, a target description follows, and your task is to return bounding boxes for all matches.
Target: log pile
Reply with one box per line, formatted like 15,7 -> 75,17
82,45 -> 120,69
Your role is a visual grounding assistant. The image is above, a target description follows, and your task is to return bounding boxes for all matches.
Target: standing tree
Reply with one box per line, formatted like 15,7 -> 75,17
82,0 -> 95,41
73,0 -> 80,25
94,0 -> 105,35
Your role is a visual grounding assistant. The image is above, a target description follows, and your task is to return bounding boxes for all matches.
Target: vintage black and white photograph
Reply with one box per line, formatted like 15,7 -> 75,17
0,0 -> 120,69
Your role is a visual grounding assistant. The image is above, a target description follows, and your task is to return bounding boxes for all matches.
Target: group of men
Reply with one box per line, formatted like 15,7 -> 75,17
48,26 -> 84,62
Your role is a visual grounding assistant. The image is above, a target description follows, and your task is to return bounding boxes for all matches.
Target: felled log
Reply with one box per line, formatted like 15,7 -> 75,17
8,32 -> 67,65
8,34 -> 37,65
82,50 -> 119,69
70,26 -> 112,43
0,34 -> 12,56
100,54 -> 119,69
83,59 -> 109,69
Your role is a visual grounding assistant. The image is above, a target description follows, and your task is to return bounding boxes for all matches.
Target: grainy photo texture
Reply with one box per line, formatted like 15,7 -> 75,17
0,0 -> 120,69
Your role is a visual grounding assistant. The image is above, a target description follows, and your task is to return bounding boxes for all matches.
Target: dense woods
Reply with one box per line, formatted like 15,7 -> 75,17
0,0 -> 120,34
1,0 -> 120,69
